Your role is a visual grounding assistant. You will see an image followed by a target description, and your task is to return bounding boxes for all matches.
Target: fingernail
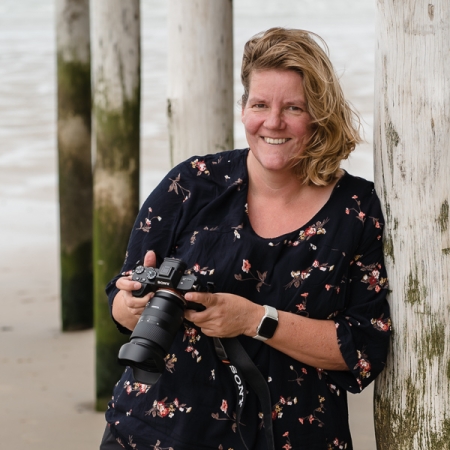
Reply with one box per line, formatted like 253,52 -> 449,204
184,293 -> 192,300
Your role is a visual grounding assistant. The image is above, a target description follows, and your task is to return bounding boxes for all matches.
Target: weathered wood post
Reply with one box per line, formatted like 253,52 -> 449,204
373,1 -> 450,447
55,0 -> 93,331
91,0 -> 141,409
167,0 -> 234,165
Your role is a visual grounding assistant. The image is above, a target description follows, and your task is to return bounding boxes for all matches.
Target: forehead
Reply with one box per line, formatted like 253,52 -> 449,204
247,69 -> 306,99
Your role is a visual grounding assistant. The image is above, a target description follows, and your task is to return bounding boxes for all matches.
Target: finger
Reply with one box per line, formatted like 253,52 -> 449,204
184,291 -> 212,306
121,289 -> 152,309
116,276 -> 142,292
143,250 -> 157,267
184,309 -> 200,323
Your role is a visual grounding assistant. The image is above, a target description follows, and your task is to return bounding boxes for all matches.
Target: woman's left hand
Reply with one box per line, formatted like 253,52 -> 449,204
185,291 -> 348,370
184,292 -> 264,338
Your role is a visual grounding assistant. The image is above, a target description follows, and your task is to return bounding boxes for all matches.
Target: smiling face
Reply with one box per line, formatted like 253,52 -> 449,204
241,69 -> 313,176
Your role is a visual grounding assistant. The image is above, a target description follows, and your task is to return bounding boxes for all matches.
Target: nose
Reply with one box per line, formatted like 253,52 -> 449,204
264,108 -> 285,130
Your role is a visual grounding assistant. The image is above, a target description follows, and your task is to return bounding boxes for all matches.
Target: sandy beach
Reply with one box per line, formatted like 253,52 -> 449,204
0,1 -> 379,448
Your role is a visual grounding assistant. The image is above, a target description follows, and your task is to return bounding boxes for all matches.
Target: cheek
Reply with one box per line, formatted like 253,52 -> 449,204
242,113 -> 260,135
294,120 -> 313,141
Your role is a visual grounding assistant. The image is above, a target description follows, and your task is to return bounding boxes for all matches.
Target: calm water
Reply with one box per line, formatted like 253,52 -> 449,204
0,2 -> 378,447
0,0 -> 376,204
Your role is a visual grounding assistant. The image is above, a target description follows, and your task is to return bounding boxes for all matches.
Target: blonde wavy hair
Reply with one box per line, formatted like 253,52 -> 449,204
241,27 -> 362,186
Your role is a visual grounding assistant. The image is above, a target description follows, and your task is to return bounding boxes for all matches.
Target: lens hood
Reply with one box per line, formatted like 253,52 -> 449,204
118,341 -> 166,384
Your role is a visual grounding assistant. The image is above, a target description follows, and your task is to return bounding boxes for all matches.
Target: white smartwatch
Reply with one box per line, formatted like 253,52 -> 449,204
253,305 -> 279,341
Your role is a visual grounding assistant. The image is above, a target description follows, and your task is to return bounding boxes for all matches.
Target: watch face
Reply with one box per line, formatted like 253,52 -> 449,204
258,317 -> 278,338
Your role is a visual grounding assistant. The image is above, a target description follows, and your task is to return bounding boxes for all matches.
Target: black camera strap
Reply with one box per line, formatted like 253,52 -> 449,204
214,337 -> 275,450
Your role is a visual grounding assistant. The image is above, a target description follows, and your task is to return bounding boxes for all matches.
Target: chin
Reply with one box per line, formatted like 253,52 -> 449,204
261,160 -> 294,173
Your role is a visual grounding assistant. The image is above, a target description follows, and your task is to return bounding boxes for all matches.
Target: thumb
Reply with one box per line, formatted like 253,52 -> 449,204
143,250 -> 157,267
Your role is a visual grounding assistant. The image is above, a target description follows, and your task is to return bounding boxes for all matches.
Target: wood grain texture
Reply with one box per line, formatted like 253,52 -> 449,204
373,1 -> 450,448
167,0 -> 234,165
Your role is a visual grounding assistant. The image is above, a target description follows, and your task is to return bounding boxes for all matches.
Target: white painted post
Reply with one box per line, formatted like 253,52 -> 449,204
91,0 -> 141,409
167,0 -> 234,165
373,1 -> 450,448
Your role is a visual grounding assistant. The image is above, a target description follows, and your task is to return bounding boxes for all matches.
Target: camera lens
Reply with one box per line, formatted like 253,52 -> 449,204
118,289 -> 186,384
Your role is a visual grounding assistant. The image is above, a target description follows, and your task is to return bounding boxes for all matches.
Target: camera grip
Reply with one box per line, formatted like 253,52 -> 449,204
185,301 -> 206,312
132,285 -> 149,297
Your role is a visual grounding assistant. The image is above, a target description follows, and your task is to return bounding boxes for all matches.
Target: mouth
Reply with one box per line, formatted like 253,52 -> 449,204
263,137 -> 290,145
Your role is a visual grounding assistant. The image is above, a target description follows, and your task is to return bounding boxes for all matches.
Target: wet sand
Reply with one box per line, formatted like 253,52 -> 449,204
0,1 -> 378,448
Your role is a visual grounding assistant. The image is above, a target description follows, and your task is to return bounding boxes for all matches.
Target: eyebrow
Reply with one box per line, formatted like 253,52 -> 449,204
248,96 -> 308,109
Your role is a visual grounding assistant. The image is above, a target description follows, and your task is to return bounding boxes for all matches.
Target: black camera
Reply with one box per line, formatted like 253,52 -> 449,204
117,257 -> 205,385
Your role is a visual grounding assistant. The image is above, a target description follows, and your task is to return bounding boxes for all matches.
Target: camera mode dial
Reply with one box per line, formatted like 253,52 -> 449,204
146,268 -> 157,280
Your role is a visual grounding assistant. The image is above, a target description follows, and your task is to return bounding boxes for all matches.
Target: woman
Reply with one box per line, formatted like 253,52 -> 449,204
101,27 -> 391,450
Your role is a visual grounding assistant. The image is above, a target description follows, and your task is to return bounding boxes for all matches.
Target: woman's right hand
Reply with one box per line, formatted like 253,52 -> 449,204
112,251 -> 157,331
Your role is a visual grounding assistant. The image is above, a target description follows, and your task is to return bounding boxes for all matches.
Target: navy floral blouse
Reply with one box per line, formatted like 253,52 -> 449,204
105,148 -> 391,450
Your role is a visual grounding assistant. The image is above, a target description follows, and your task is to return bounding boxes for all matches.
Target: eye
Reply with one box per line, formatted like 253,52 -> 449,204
252,103 -> 267,109
287,105 -> 304,112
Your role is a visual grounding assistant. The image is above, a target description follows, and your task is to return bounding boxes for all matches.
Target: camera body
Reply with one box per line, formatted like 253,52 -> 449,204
118,257 -> 205,385
131,258 -> 198,302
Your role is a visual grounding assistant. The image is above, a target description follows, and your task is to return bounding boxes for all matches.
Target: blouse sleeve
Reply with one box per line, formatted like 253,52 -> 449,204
104,159 -> 203,333
327,187 -> 391,393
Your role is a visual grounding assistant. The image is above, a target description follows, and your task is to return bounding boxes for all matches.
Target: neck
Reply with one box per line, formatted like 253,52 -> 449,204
246,150 -> 306,202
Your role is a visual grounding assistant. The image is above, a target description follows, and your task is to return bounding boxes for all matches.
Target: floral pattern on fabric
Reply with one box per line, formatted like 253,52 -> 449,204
190,158 -> 210,176
358,261 -> 388,292
168,174 -> 191,202
234,259 -> 270,292
183,326 -> 202,363
211,399 -> 241,433
298,395 -> 326,427
286,218 -> 329,247
104,149 -> 391,450
145,397 -> 192,418
135,207 -> 162,233
124,380 -> 151,397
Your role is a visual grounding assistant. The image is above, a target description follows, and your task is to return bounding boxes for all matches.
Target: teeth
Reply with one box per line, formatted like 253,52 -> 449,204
264,137 -> 288,144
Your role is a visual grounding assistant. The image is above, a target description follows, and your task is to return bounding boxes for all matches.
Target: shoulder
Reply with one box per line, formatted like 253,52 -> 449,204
334,171 -> 381,210
337,171 -> 375,196
178,148 -> 248,173
170,148 -> 249,187
335,173 -> 386,246
143,148 -> 248,207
